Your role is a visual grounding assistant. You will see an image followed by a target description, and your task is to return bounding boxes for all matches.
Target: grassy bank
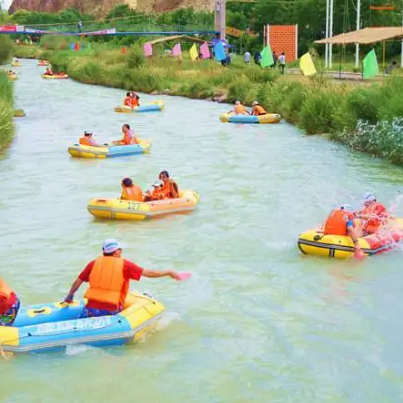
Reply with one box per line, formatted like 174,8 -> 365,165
0,72 -> 15,151
14,43 -> 403,166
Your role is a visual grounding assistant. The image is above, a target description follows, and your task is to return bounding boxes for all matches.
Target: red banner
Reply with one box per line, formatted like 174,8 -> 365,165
0,25 -> 24,33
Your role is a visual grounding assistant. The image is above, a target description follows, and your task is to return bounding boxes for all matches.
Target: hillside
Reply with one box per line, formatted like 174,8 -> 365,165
8,0 -> 215,17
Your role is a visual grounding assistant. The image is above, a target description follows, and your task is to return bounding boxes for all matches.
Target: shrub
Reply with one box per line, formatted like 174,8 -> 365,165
0,72 -> 14,149
0,36 -> 15,65
126,45 -> 145,69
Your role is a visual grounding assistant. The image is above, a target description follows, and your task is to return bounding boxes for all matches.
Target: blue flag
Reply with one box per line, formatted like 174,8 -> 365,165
214,42 -> 226,61
70,43 -> 75,51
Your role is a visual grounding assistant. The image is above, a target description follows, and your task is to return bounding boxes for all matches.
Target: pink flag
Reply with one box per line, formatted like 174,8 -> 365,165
200,42 -> 210,59
143,42 -> 153,57
172,43 -> 182,57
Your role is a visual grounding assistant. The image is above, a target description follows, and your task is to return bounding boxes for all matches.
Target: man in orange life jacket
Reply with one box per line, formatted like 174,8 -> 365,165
64,239 -> 181,318
251,101 -> 267,116
356,192 -> 388,235
123,92 -> 133,108
0,276 -> 20,326
159,171 -> 179,199
233,101 -> 250,116
120,177 -> 143,202
113,124 -> 139,146
79,131 -> 100,147
323,204 -> 362,254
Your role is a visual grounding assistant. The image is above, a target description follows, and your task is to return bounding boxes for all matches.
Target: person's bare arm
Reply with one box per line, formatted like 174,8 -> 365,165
64,278 -> 84,302
142,269 -> 180,280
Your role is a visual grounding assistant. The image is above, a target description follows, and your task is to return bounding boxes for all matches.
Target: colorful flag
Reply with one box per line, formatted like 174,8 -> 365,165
260,45 -> 274,67
87,42 -> 92,52
214,41 -> 226,61
143,42 -> 153,57
189,43 -> 198,61
299,52 -> 317,76
363,49 -> 379,79
200,42 -> 210,59
172,43 -> 182,57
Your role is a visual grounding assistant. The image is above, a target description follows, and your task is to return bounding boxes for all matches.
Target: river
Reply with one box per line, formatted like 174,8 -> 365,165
1,59 -> 403,402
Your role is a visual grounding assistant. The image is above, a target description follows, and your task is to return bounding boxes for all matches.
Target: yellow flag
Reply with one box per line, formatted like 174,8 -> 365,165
189,43 -> 198,61
300,52 -> 317,76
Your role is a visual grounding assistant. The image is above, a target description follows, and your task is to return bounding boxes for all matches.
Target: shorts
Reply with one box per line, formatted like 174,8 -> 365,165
0,298 -> 21,327
79,307 -> 120,318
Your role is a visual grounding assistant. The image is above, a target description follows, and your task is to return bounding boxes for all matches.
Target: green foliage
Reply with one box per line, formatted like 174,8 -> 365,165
0,36 -> 15,65
0,72 -> 14,150
40,35 -> 68,51
126,46 -> 145,69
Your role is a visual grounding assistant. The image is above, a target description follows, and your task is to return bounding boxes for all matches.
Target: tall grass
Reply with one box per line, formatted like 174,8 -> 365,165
0,72 -> 14,150
0,36 -> 15,65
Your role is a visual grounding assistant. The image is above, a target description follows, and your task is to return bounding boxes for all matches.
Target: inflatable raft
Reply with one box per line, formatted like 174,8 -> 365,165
220,113 -> 282,124
41,74 -> 69,80
11,62 -> 21,67
68,139 -> 151,158
0,292 -> 164,353
38,61 -> 49,66
298,219 -> 403,258
88,190 -> 200,220
7,74 -> 17,81
114,101 -> 165,113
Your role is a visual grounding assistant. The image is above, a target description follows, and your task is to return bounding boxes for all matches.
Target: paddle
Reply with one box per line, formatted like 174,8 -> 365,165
176,272 -> 192,281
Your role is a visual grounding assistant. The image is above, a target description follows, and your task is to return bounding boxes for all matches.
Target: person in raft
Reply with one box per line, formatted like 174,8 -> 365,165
322,204 -> 363,255
113,124 -> 139,146
251,101 -> 267,116
123,92 -> 133,108
356,192 -> 388,236
0,276 -> 20,327
44,67 -> 53,76
79,131 -> 100,147
159,171 -> 179,199
63,239 -> 181,318
144,180 -> 165,202
130,90 -> 140,107
120,177 -> 143,202
232,101 -> 250,116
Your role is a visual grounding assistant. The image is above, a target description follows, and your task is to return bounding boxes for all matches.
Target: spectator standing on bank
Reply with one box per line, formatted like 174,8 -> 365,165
78,21 -> 83,33
272,51 -> 278,68
279,52 -> 286,74
254,50 -> 261,65
244,51 -> 251,64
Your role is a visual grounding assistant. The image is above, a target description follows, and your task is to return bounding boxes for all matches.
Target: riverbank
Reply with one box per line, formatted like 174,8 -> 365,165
0,72 -> 15,151
14,43 -> 403,165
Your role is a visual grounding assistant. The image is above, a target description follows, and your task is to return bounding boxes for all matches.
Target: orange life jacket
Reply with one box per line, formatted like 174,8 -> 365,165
122,130 -> 135,145
252,105 -> 267,116
121,184 -> 143,201
162,180 -> 179,199
132,97 -> 139,107
123,97 -> 132,107
84,257 -> 125,310
323,209 -> 354,236
149,188 -> 165,201
79,136 -> 91,146
361,203 -> 387,234
234,104 -> 246,114
0,277 -> 12,302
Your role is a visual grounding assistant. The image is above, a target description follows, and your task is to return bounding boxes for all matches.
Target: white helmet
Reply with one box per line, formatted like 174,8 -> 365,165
362,192 -> 376,204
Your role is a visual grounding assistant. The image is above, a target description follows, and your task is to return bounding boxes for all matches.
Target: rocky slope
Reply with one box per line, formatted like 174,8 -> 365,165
9,0 -> 215,16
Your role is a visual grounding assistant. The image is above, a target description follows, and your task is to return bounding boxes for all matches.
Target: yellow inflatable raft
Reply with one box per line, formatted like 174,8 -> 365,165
220,113 -> 282,124
11,62 -> 21,67
88,190 -> 200,220
41,73 -> 69,80
298,219 -> 403,258
7,74 -> 18,81
114,101 -> 165,113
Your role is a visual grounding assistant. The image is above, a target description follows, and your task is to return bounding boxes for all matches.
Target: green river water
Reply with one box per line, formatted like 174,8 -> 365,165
1,59 -> 403,402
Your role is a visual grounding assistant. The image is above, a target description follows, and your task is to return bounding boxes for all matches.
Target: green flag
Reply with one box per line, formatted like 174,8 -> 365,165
260,45 -> 274,68
363,49 -> 379,79
87,42 -> 92,52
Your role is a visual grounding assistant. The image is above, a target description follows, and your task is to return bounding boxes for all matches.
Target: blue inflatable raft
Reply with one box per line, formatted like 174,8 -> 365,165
114,101 -> 164,113
0,292 -> 164,353
68,139 -> 151,158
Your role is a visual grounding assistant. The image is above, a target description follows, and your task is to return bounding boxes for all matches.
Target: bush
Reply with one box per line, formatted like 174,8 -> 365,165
0,72 -> 14,150
0,36 -> 15,65
126,46 -> 145,69
40,35 -> 68,51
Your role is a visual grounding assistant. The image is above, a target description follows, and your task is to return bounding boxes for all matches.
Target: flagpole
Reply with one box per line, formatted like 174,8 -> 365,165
329,0 -> 334,69
355,0 -> 361,67
325,0 -> 329,68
